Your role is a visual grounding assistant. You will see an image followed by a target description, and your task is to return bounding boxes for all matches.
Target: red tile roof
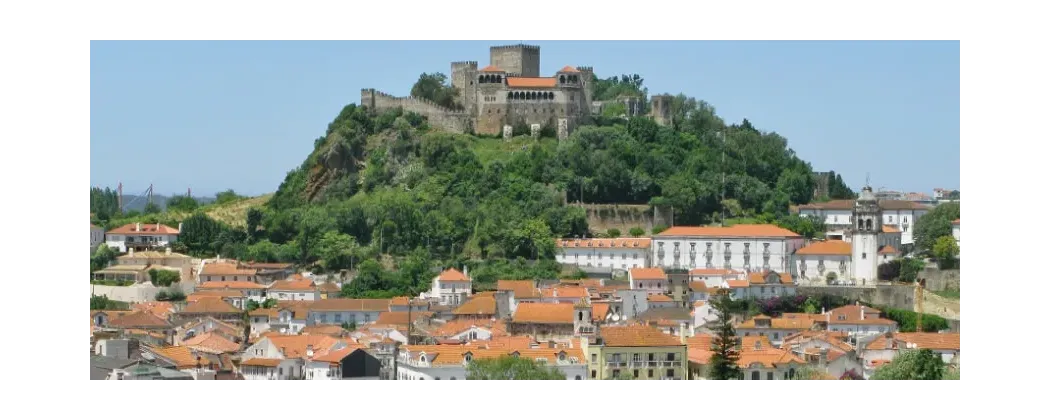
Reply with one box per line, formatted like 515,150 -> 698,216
181,297 -> 241,314
310,299 -> 390,312
657,224 -> 801,238
795,240 -> 851,255
436,268 -> 470,282
106,223 -> 180,235
511,302 -> 574,324
269,278 -> 315,291
452,295 -> 497,316
600,325 -> 684,347
558,66 -> 580,73
630,267 -> 667,280
479,65 -> 503,72
201,262 -> 257,276
506,77 -> 558,88
497,280 -> 540,299
199,281 -> 267,290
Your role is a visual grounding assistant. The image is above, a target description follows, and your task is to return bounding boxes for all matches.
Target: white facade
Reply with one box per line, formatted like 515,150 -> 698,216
309,309 -> 383,326
91,225 -> 105,253
105,232 -> 180,253
794,255 -> 852,284
395,353 -> 587,380
305,360 -> 342,380
556,240 -> 651,272
852,232 -> 879,284
240,359 -> 302,380
952,221 -> 960,253
747,284 -> 797,300
797,206 -> 928,245
652,233 -> 804,273
270,289 -> 319,301
425,269 -> 472,306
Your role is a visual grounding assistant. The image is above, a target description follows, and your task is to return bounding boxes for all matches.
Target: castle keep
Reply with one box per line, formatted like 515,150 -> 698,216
361,44 -> 667,139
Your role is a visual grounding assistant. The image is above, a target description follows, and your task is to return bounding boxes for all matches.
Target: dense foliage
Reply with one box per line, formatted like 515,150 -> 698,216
880,307 -> 950,333
167,194 -> 199,212
870,349 -> 946,380
155,288 -> 186,302
708,294 -> 742,380
90,294 -> 129,310
410,73 -> 462,110
466,356 -> 566,380
932,236 -> 959,268
591,74 -> 647,102
877,257 -> 927,283
820,170 -> 857,200
90,187 -> 122,222
913,202 -> 960,256
148,269 -> 180,287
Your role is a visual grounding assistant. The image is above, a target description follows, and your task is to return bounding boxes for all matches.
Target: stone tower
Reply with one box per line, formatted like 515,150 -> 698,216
450,61 -> 478,113
574,299 -> 595,336
650,94 -> 673,126
489,44 -> 540,77
577,66 -> 595,109
851,185 -> 881,284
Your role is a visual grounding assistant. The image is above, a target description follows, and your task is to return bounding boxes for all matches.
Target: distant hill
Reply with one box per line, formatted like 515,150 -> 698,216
118,194 -> 216,213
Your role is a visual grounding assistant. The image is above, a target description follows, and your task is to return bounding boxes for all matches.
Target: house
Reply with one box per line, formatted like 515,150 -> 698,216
250,301 -> 312,335
781,330 -> 864,378
269,276 -> 319,301
308,298 -> 390,326
635,307 -> 694,336
317,282 -> 341,299
182,331 -> 242,354
793,240 -> 852,284
539,285 -> 589,304
724,279 -> 750,300
861,332 -> 960,372
451,293 -> 497,321
583,324 -> 688,380
177,316 -> 243,345
507,302 -> 578,340
105,222 -> 181,253
243,262 -> 296,283
735,314 -> 822,345
304,345 -> 381,380
91,223 -> 105,254
105,310 -> 175,343
614,289 -> 650,320
688,268 -> 744,288
240,334 -> 346,380
177,297 -> 243,322
196,281 -> 268,305
141,345 -> 221,379
629,267 -> 668,295
199,261 -> 259,283
118,249 -> 195,282
746,271 -> 796,300
952,219 -> 961,252
686,334 -> 806,380
691,301 -> 717,327
652,225 -> 805,273
133,302 -> 176,320
646,294 -> 677,310
92,264 -> 150,285
91,355 -> 193,380
424,318 -> 508,343
497,280 -> 541,313
687,282 -> 709,303
825,303 -> 898,335
423,268 -> 473,306
794,198 -> 931,244
396,340 -> 588,380
388,296 -> 431,312
555,237 -> 652,272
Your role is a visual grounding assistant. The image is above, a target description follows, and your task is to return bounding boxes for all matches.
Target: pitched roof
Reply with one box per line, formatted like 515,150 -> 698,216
592,303 -> 610,321
200,262 -> 257,276
300,325 -> 347,337
795,240 -> 851,255
498,280 -> 540,299
867,332 -> 960,351
426,318 -> 507,338
726,279 -> 750,288
657,224 -> 801,238
556,238 -> 651,249
797,199 -> 932,211
269,278 -> 315,291
541,286 -> 589,299
181,297 -> 241,314
402,342 -> 585,366
198,281 -> 267,290
688,282 -> 708,292
600,325 -> 684,347
878,245 -> 899,255
265,334 -> 341,359
648,294 -> 673,303
827,304 -> 897,325
506,77 -> 558,88
106,223 -> 180,235
183,331 -> 241,354
952,219 -> 960,225
558,66 -> 580,73
511,302 -> 574,324
630,267 -> 667,280
149,346 -> 203,369
747,271 -> 794,285
188,290 -> 244,302
452,295 -> 497,316
375,310 -> 434,326
133,302 -> 175,319
737,315 -> 818,330
688,268 -> 741,276
309,298 -> 390,312
737,349 -> 807,368
108,310 -> 171,329
241,358 -> 282,367
317,282 -> 341,293
312,345 -> 366,364
436,268 -> 471,282
479,65 -> 503,72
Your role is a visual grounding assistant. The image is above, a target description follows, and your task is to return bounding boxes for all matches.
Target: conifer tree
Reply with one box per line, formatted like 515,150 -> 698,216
708,292 -> 741,380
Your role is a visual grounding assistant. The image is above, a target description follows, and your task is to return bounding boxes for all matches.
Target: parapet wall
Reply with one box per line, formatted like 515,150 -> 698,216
798,284 -> 917,312
361,88 -> 473,133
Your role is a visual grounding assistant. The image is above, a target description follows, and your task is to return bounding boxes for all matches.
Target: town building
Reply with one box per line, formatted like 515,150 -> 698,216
652,225 -> 805,274
421,268 -> 473,306
395,341 -> 588,380
91,223 -> 105,253
686,334 -> 806,380
628,267 -> 668,295
269,277 -> 319,301
794,188 -> 932,245
583,324 -> 688,380
105,222 -> 181,253
555,237 -> 652,273
199,260 -> 259,283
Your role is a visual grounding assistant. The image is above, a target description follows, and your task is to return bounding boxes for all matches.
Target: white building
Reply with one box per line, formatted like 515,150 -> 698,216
308,298 -> 391,326
423,268 -> 473,306
652,225 -> 805,274
269,278 -> 320,301
628,267 -> 668,295
199,261 -> 260,283
105,222 -> 181,253
91,223 -> 105,253
794,240 -> 853,284
197,281 -> 268,303
556,237 -> 652,272
952,219 -> 960,253
688,268 -> 744,289
794,195 -> 931,245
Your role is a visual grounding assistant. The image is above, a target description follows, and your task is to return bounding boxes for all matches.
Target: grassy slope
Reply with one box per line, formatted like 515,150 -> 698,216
165,194 -> 273,227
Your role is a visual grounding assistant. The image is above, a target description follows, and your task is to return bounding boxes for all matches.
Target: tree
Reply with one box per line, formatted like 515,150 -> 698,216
913,202 -> 960,255
606,228 -> 621,238
410,73 -> 461,110
246,208 -> 263,241
90,245 -> 118,273
90,294 -> 120,310
245,298 -> 277,312
708,294 -> 742,380
803,296 -> 820,314
629,227 -> 646,237
870,349 -> 945,380
839,369 -> 864,380
466,356 -> 566,380
790,366 -> 827,380
899,257 -> 926,283
826,271 -> 838,283
878,260 -> 902,281
215,189 -> 243,205
652,225 -> 668,235
148,269 -> 180,287
932,235 -> 959,268
167,195 -> 199,212
317,231 -> 360,272
143,202 -> 161,214
155,288 -> 186,302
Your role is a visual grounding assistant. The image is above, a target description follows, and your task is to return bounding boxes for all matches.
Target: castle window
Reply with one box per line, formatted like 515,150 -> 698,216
496,75 -> 502,83
865,219 -> 872,231
560,75 -> 566,83
479,75 -> 484,83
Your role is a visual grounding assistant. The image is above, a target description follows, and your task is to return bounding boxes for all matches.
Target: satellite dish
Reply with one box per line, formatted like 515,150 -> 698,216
611,314 -> 621,322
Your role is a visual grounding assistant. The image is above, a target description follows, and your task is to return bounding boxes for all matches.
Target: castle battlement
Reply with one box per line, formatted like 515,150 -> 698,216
451,60 -> 478,66
490,44 -> 541,52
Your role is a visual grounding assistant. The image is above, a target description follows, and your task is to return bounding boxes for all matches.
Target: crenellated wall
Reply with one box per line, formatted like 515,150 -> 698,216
361,88 -> 474,133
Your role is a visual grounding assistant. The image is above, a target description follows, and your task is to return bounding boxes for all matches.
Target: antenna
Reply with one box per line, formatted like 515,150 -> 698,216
865,173 -> 870,187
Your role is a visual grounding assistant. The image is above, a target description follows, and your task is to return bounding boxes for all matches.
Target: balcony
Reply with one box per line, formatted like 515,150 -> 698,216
662,361 -> 682,367
605,361 -> 628,368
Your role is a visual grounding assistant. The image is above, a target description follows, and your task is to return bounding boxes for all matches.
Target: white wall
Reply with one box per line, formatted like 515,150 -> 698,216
557,247 -> 650,271
309,310 -> 382,326
851,233 -> 879,284
793,255 -> 851,284
747,284 -> 797,300
105,234 -> 179,253
652,237 -> 804,273
305,361 -> 341,380
801,209 -> 927,244
952,225 -> 961,252
271,290 -> 319,301
89,281 -> 195,303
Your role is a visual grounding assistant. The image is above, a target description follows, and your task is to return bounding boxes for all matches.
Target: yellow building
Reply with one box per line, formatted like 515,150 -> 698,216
583,324 -> 688,380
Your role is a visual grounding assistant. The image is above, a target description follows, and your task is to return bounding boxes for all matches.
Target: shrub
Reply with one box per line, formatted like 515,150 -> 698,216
607,228 -> 621,238
629,227 -> 646,237
651,225 -> 668,235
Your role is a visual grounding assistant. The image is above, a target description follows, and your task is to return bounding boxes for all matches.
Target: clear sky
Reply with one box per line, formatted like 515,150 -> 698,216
90,41 -> 959,197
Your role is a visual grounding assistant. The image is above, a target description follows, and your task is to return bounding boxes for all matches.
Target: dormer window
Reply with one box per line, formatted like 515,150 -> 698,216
510,351 -> 520,358
558,351 -> 567,361
463,352 -> 473,363
420,354 -> 427,363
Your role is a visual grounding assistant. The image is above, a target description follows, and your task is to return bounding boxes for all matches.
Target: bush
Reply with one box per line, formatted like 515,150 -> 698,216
629,227 -> 646,237
607,228 -> 621,238
878,260 -> 901,281
651,225 -> 668,235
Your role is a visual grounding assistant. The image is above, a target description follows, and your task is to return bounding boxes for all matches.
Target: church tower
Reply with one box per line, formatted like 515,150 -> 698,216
851,185 -> 881,284
574,299 -> 595,336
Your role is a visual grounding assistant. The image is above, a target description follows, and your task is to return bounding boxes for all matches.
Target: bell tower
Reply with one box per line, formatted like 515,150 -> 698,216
574,299 -> 595,336
851,184 -> 881,284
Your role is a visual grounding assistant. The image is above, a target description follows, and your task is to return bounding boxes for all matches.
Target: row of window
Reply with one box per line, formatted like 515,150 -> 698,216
595,352 -> 677,363
563,253 -> 642,260
603,369 -> 677,379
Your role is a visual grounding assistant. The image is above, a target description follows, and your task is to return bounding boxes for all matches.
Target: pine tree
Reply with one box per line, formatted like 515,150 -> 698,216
708,293 -> 742,380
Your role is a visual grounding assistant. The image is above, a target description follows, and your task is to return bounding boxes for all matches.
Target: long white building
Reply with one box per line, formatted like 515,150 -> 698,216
794,198 -> 931,245
555,237 -> 652,273
651,225 -> 805,273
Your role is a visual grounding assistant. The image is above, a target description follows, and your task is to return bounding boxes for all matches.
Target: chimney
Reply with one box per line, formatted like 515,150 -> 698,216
679,322 -> 688,344
821,306 -> 825,315
178,222 -> 183,232
825,312 -> 830,324
818,348 -> 828,367
860,307 -> 866,320
306,345 -> 314,358
136,223 -> 142,232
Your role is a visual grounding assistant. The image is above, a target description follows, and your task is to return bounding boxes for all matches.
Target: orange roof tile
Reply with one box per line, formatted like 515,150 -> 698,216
648,294 -> 673,303
312,344 -> 366,364
556,238 -> 651,249
506,77 -> 557,88
453,295 -> 497,316
600,325 -> 684,347
479,65 -> 503,72
737,349 -> 807,368
630,267 -> 667,280
657,224 -> 801,238
300,325 -> 347,337
182,297 -> 241,314
150,346 -> 203,369
269,278 -> 315,291
878,245 -> 899,255
512,302 -> 574,324
106,223 -> 180,235
592,303 -> 610,321
795,240 -> 851,255
437,268 -> 471,282
133,302 -> 174,319
747,271 -> 794,285
426,318 -> 507,338
375,310 -> 434,326
201,262 -> 257,276
310,298 -> 391,312
402,342 -> 585,366
183,331 -> 241,353
498,280 -> 540,299
265,334 -> 341,359
108,310 -> 171,329
688,282 -> 708,292
541,286 -> 589,299
199,281 -> 267,290
241,358 -> 282,367
726,279 -> 750,288
882,225 -> 901,233
558,65 -> 580,73
559,278 -> 603,289
737,316 -> 817,330
867,333 -> 959,351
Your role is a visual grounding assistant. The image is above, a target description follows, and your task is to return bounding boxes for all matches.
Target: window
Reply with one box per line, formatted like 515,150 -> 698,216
574,375 -> 582,380
773,332 -> 779,340
612,369 -> 620,378
862,252 -> 867,259
633,369 -> 639,378
666,369 -> 675,378
667,353 -> 675,361
767,372 -> 774,380
633,353 -> 641,362
591,370 -> 597,378
591,354 -> 597,363
751,371 -> 760,380
648,369 -> 654,378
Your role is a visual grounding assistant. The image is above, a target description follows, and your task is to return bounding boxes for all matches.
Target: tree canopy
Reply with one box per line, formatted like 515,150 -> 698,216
466,356 -> 566,380
410,73 -> 462,110
870,349 -> 946,380
913,202 -> 960,255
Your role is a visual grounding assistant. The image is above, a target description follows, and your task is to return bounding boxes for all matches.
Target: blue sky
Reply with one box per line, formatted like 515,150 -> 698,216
90,41 -> 959,197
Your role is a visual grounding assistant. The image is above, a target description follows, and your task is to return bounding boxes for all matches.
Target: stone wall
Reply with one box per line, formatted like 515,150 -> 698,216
798,284 -> 917,312
90,281 -> 196,304
920,267 -> 960,292
577,203 -> 672,235
361,89 -> 473,133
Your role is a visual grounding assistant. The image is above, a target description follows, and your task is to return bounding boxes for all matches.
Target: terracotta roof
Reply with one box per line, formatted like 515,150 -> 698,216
436,268 -> 471,282
452,295 -> 497,316
375,310 -> 434,326
312,345 -> 366,364
201,262 -> 257,276
181,297 -> 241,314
310,298 -> 390,312
511,302 -> 574,324
558,65 -> 580,73
149,345 -> 217,370
497,280 -> 540,299
265,334 -> 341,359
648,294 -> 673,303
541,286 -> 589,299
188,290 -> 243,301
317,282 -> 341,293
878,245 -> 899,255
687,282 -> 708,292
559,278 -> 603,289
133,302 -> 175,318
726,279 -> 750,288
882,225 -> 901,233
952,219 -> 960,225
657,224 -> 801,238
592,303 -> 610,321
867,333 -> 959,351
183,331 -> 241,353
747,271 -> 794,285
300,325 -> 347,337
108,311 -> 171,329
738,349 -> 807,368
248,307 -> 279,318
556,237 -> 651,249
241,358 -> 282,367
106,223 -> 180,235
506,77 -> 558,88
630,267 -> 667,280
479,65 -> 503,72
781,331 -> 853,353
600,325 -> 684,347
688,268 -> 741,276
269,278 -> 315,291
199,281 -> 267,290
244,262 -> 293,270
403,342 -> 585,366
181,317 -> 242,338
737,315 -> 818,330
795,240 -> 851,255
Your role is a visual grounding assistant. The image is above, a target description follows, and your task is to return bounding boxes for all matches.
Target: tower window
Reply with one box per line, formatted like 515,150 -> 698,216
862,252 -> 867,259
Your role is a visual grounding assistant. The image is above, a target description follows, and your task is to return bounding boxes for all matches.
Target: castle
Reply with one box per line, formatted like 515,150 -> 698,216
361,44 -> 673,139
